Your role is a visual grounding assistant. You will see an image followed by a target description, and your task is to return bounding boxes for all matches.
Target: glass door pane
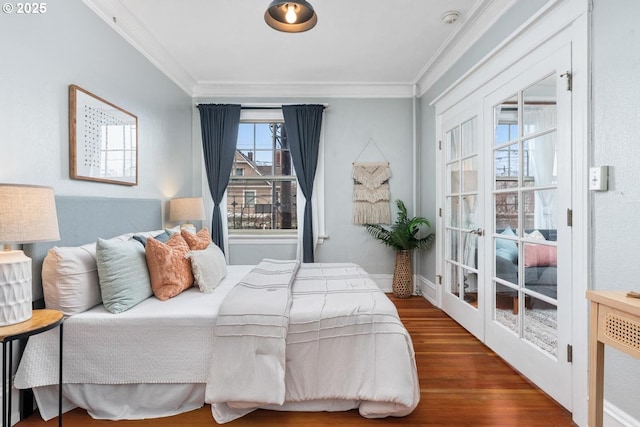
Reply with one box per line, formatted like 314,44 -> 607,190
491,75 -> 560,358
444,117 -> 479,307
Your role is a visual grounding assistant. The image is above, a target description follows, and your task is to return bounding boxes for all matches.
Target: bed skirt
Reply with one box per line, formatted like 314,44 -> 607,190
32,383 -> 361,421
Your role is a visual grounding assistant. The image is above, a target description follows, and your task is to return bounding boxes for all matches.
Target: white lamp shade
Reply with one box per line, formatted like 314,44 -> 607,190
0,184 -> 60,244
0,184 -> 60,326
170,197 -> 206,222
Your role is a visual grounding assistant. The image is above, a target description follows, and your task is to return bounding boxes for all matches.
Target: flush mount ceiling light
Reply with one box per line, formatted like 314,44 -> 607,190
264,0 -> 318,33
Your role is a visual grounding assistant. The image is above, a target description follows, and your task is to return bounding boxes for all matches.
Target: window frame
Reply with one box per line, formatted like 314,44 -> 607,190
243,189 -> 257,207
224,108 -> 326,244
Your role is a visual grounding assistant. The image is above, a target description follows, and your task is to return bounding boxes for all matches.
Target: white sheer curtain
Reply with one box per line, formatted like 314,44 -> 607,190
463,194 -> 478,268
462,118 -> 478,267
220,193 -> 230,259
525,105 -> 556,229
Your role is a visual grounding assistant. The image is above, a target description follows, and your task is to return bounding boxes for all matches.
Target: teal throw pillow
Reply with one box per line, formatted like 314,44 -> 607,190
495,227 -> 518,263
96,237 -> 152,314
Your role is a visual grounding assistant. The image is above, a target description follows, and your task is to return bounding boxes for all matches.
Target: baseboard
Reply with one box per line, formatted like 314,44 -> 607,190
369,274 -> 392,293
371,274 -> 438,302
369,274 -> 436,298
604,400 -> 640,427
416,275 -> 437,305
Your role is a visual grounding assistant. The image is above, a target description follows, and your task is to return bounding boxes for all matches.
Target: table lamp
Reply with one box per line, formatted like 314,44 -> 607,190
0,184 -> 60,326
169,197 -> 205,233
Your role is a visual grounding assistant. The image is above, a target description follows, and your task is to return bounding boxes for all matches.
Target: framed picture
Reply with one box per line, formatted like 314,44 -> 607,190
69,84 -> 138,186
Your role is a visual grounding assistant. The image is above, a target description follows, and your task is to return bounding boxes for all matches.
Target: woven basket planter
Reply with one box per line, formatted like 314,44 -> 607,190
392,250 -> 413,298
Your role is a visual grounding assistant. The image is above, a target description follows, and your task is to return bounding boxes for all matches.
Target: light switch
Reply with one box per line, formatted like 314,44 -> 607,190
589,166 -> 608,191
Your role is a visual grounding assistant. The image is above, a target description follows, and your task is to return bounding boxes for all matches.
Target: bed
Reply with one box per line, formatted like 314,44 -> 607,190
15,196 -> 419,424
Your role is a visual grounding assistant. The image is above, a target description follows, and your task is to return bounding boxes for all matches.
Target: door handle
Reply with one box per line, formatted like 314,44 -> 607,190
470,228 -> 484,236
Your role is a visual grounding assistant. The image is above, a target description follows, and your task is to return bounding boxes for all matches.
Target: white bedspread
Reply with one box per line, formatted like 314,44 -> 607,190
15,266 -> 251,387
16,262 -> 419,424
209,262 -> 420,423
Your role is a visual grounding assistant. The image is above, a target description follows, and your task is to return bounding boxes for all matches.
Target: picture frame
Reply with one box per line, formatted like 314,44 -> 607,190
69,84 -> 138,186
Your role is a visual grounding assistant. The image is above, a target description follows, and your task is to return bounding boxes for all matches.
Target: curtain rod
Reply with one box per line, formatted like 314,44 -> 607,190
241,105 -> 327,110
195,104 -> 327,109
241,106 -> 280,110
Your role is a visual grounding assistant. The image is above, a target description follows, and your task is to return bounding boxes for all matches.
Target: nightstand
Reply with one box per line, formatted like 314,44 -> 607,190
0,309 -> 63,427
586,290 -> 640,427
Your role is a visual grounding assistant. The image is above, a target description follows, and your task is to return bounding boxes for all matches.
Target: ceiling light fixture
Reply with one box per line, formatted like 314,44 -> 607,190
265,0 -> 318,33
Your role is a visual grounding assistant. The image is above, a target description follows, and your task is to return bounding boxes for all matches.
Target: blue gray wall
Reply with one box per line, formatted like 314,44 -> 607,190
416,0 -> 549,283
193,97 -> 414,273
5,0 -> 640,422
418,0 -> 640,422
592,0 -> 640,421
0,1 -> 193,211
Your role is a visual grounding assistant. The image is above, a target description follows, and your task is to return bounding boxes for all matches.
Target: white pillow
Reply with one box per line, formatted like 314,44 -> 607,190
42,243 -> 102,316
41,230 -> 164,316
185,243 -> 227,293
525,230 -> 547,240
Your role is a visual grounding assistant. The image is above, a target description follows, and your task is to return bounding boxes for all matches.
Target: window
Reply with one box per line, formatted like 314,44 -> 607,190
227,118 -> 297,233
244,190 -> 256,207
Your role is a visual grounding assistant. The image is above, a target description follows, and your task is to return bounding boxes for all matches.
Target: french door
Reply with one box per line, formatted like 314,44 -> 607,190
439,43 -> 573,409
440,105 -> 485,340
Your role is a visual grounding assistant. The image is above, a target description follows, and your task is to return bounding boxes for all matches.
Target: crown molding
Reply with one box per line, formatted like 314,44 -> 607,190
82,0 -> 197,95
84,0 -> 507,99
192,81 -> 415,99
414,0 -> 517,97
83,0 -> 415,98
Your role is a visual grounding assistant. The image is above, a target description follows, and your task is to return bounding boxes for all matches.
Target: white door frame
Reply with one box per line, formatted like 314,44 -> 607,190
431,1 -> 590,424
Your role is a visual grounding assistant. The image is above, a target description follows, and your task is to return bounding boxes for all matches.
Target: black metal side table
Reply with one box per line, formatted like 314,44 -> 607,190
0,309 -> 63,427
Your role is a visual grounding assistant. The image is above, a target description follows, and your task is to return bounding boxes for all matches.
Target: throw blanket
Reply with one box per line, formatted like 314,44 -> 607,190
205,259 -> 300,420
208,262 -> 419,423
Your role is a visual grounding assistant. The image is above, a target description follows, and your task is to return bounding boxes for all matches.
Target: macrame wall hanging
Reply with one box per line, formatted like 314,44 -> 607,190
352,139 -> 391,225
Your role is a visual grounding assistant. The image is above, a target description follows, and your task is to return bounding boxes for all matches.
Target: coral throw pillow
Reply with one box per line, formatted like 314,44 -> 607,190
524,244 -> 557,267
145,233 -> 194,301
182,228 -> 212,250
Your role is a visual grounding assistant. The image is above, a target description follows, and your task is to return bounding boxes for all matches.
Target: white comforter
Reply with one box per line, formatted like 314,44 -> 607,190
15,262 -> 419,423
208,262 -> 420,423
206,259 -> 300,421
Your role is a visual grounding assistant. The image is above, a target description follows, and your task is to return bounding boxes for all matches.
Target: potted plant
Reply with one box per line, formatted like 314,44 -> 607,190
364,199 -> 435,298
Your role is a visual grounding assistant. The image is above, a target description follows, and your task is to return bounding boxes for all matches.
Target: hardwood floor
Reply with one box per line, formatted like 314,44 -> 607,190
17,296 -> 576,427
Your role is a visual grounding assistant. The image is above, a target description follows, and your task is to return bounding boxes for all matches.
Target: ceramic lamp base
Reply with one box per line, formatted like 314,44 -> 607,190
0,250 -> 33,326
180,223 -> 196,234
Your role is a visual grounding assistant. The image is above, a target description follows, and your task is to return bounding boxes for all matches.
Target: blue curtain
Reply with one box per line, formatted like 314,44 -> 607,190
283,104 -> 324,263
197,104 -> 241,253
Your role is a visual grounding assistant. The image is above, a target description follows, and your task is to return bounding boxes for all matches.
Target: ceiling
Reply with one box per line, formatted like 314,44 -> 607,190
83,0 -> 514,98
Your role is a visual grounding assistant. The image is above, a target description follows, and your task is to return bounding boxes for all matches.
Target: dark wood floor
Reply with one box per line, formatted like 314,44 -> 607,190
17,296 -> 576,426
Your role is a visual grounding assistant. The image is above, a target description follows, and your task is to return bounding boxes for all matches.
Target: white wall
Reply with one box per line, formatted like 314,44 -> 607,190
0,1 -> 194,215
592,0 -> 640,423
193,97 -> 414,274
